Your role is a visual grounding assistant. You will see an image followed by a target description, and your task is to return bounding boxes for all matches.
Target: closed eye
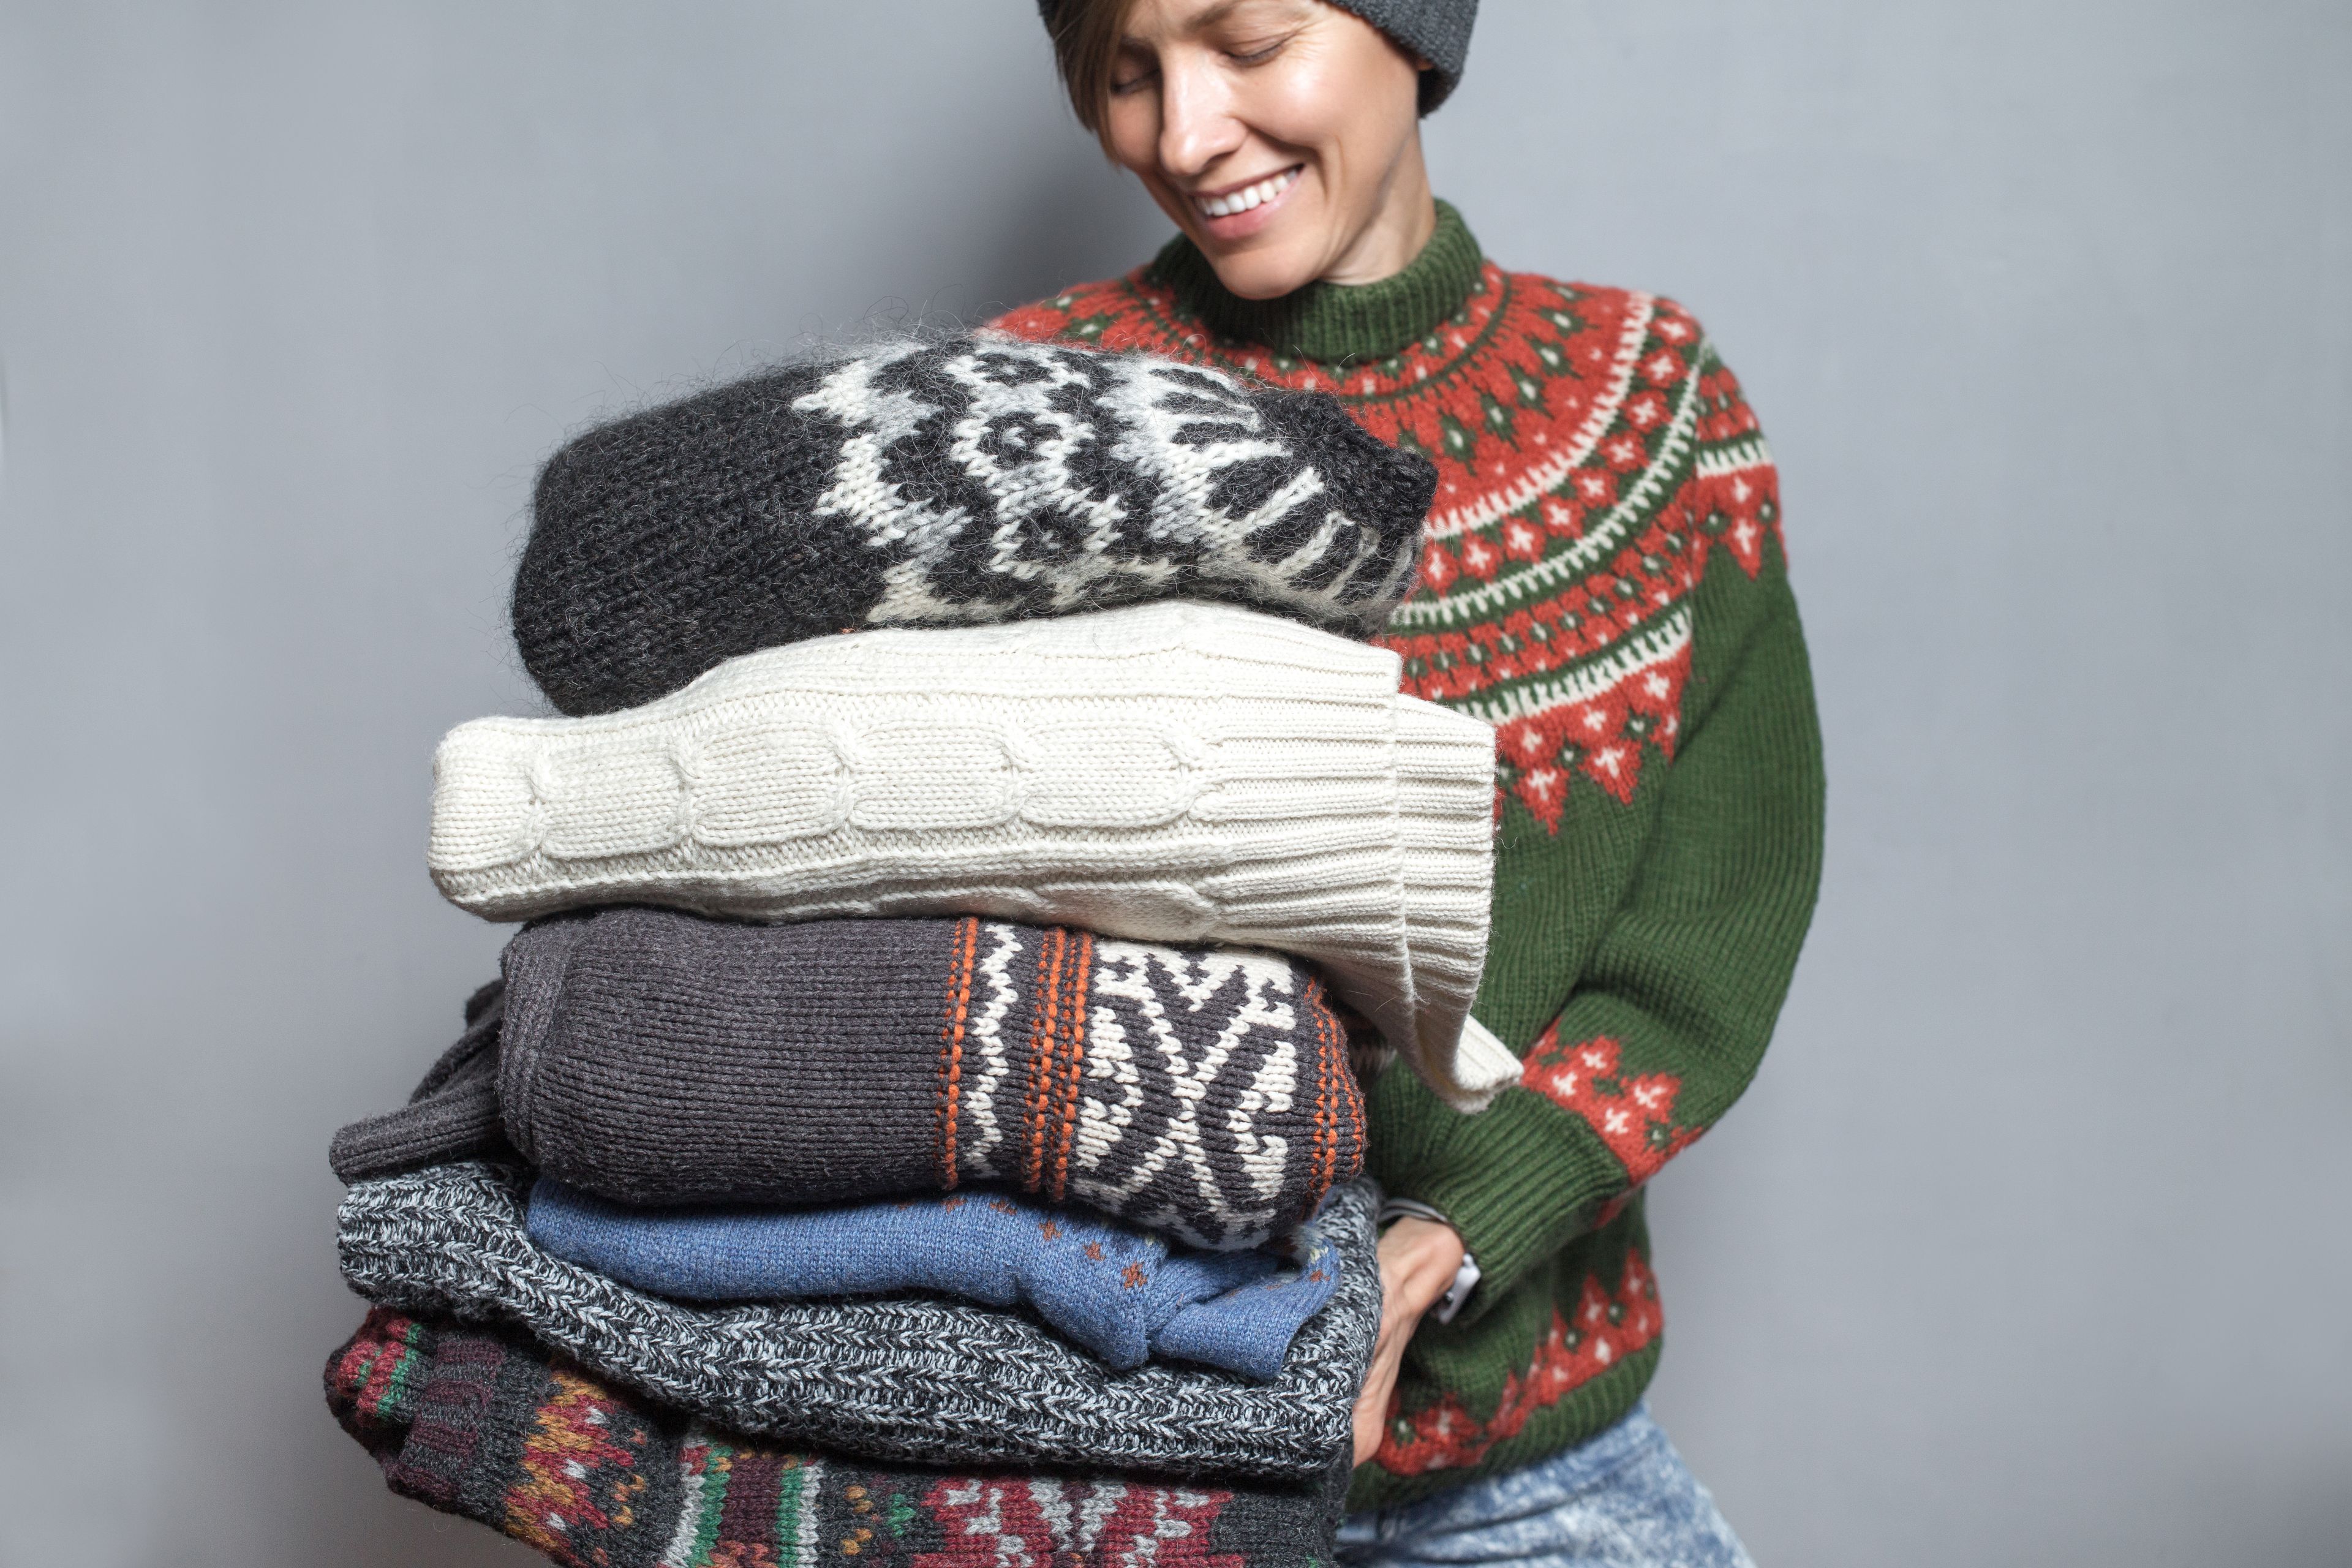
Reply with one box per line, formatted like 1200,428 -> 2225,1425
1226,32 -> 1297,66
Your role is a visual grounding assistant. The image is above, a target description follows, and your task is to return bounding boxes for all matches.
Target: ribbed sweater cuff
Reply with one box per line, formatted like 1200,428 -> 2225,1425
1365,1071 -> 1624,1320
1392,695 -> 1498,1100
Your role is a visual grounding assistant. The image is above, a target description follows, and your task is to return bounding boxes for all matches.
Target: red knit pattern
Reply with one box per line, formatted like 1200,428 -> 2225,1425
1520,1027 -> 1700,1185
507,1367 -> 662,1561
1372,1252 -> 1662,1476
918,1477 -> 1238,1568
995,246 -> 1784,1492
992,263 -> 1781,824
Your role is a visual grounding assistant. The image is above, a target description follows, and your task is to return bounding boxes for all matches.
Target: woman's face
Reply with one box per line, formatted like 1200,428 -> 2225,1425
1103,0 -> 1428,299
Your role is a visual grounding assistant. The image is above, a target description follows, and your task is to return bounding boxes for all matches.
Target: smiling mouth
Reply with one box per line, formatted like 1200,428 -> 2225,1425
1191,165 -> 1303,219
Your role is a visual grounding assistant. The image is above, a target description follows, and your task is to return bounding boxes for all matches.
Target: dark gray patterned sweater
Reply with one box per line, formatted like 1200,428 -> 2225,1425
329,907 -> 1366,1251
512,334 -> 1437,715
330,1303 -> 1357,1568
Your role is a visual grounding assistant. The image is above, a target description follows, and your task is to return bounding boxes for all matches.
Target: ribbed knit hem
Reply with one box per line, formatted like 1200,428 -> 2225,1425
1365,1069 -> 1627,1313
1392,695 -> 1498,1101
1146,202 -> 1487,366
1344,1340 -> 1662,1513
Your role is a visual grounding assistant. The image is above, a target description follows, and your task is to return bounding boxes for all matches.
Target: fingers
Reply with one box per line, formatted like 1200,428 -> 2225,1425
1352,1310 -> 1411,1464
1352,1359 -> 1393,1463
1355,1216 -> 1467,1469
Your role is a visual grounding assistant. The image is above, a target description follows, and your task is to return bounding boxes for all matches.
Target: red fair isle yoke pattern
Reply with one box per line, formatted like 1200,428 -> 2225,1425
1373,1250 -> 1662,1476
1519,1025 -> 1702,1185
990,262 -> 1782,830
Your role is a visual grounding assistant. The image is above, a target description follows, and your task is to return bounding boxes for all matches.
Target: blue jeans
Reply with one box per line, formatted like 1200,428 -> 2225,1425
1336,1403 -> 1754,1568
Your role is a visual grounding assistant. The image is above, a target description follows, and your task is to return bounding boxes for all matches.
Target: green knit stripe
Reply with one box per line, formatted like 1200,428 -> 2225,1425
338,1313 -> 429,1425
776,1455 -> 820,1559
378,1330 -> 424,1420
675,1438 -> 732,1567
1146,202 -> 1486,364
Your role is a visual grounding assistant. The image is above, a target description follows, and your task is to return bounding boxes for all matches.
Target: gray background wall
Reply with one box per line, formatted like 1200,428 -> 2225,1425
1,3 -> 2345,1563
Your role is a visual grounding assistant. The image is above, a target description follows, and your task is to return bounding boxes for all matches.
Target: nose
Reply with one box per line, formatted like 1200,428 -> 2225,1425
1156,51 -> 1244,181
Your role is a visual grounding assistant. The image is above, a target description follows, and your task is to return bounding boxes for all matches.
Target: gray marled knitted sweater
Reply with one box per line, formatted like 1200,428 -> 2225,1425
336,1161 -> 1380,1482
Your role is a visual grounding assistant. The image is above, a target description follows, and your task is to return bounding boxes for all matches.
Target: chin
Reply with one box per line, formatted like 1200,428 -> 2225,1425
1202,243 -> 1321,302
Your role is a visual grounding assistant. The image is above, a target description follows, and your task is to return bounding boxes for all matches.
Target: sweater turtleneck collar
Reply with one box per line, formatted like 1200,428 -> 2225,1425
1145,200 -> 1485,366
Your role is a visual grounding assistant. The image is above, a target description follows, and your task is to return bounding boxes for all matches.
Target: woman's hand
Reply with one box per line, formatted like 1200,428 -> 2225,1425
1352,1215 -> 1467,1464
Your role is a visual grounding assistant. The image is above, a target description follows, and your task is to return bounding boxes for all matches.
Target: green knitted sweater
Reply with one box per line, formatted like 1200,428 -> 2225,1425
994,203 -> 1825,1511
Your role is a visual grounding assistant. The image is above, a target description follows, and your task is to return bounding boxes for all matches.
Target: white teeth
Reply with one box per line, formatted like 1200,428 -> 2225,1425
1196,166 -> 1297,220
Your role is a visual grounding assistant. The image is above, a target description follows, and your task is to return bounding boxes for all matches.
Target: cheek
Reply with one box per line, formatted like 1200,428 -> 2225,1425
1235,59 -> 1350,162
1236,48 -> 1406,196
1104,99 -> 1162,176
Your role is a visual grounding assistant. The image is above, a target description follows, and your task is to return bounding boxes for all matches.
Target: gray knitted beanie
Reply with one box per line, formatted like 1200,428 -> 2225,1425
1037,0 -> 1477,114
513,334 -> 1435,717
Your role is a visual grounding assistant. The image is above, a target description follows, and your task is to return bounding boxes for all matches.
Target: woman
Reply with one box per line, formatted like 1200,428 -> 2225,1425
1000,2 -> 1826,1564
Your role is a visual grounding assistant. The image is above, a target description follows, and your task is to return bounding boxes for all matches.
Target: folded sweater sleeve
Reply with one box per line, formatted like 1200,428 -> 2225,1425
1365,537 -> 1826,1319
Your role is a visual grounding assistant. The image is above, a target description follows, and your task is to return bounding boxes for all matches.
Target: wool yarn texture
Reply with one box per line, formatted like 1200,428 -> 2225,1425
1035,0 -> 1476,113
428,600 -> 1514,1111
336,1161 -> 1379,1480
330,1306 -> 1356,1568
992,203 -> 1828,1508
513,333 -> 1437,717
327,979 -> 514,1180
332,907 -> 1364,1247
526,1179 -> 1343,1381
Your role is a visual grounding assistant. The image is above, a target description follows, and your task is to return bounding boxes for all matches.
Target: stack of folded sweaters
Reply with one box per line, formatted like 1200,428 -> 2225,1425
327,334 -> 1507,1567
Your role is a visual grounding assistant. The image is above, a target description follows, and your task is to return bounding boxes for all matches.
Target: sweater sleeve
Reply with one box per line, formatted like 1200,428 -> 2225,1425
1364,422 -> 1826,1319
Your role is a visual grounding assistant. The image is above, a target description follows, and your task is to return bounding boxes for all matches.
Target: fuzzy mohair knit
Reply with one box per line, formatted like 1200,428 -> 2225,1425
336,1161 -> 1379,1482
427,601 -> 1514,1112
331,907 -> 1366,1250
512,333 -> 1437,717
330,1306 -> 1357,1568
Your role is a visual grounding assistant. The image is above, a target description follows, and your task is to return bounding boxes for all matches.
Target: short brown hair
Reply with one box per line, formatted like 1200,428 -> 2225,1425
1041,0 -> 1135,143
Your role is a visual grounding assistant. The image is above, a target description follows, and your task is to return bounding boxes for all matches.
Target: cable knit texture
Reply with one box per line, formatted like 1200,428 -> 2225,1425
428,600 -> 1510,1109
329,1307 -> 1356,1568
513,334 -> 1438,716
524,1179 -> 1343,1380
337,1162 -> 1379,1481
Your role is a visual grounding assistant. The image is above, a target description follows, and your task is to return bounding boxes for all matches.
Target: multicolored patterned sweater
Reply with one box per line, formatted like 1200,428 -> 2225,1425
994,202 -> 1825,1510
328,1307 -> 1352,1568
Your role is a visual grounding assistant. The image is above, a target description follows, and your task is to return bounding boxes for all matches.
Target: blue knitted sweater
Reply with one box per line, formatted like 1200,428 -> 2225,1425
526,1180 -> 1343,1380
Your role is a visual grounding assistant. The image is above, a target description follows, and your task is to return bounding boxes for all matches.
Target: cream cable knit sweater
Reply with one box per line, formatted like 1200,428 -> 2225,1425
428,601 -> 1512,1109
